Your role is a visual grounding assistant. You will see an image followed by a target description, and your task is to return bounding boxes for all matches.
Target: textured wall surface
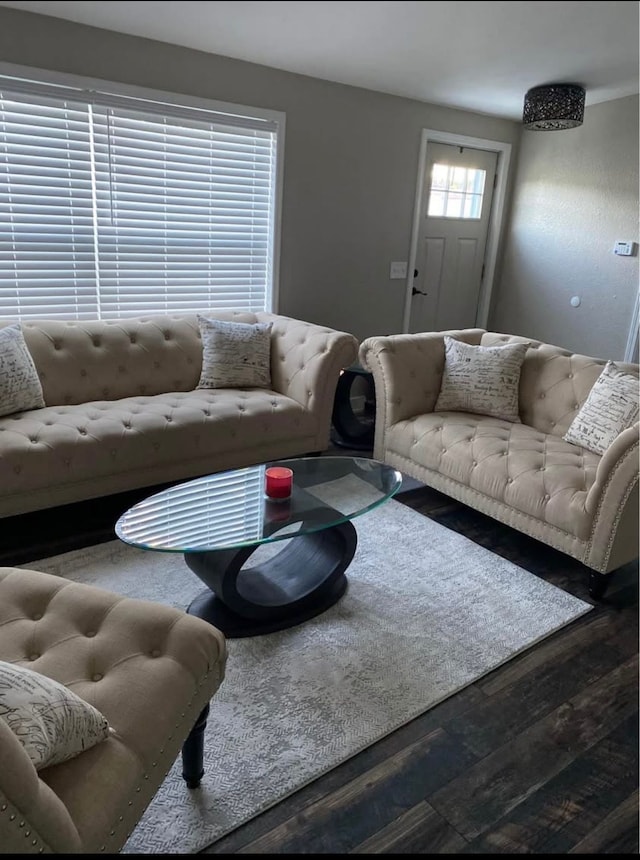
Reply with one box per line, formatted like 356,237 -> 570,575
0,7 -> 634,357
0,6 -> 519,342
492,95 -> 639,361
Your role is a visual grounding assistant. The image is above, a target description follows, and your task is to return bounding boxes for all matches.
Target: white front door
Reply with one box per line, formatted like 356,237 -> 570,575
409,142 -> 498,333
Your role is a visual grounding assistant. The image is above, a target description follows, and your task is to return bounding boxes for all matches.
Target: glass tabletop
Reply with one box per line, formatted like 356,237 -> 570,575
115,456 -> 403,553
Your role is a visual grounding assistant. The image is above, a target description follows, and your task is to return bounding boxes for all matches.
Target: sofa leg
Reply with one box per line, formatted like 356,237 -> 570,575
181,703 -> 210,789
588,571 -> 610,600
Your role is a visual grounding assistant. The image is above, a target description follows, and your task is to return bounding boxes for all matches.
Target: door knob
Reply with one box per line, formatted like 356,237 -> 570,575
412,287 -> 427,296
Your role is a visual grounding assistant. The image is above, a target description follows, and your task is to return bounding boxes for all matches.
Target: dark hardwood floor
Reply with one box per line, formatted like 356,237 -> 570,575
1,445 -> 637,854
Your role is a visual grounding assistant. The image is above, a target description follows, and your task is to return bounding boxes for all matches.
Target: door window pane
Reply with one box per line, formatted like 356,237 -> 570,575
427,163 -> 486,219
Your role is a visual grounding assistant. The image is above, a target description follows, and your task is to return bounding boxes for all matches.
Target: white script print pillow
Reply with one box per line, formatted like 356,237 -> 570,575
0,660 -> 111,770
0,324 -> 45,417
434,335 -> 528,422
563,361 -> 639,455
197,316 -> 273,389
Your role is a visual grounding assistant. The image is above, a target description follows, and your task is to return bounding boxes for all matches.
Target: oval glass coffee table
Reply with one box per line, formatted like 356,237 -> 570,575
115,456 -> 402,638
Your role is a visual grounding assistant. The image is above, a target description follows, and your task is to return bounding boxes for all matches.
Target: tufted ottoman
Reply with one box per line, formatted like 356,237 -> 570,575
0,566 -> 227,854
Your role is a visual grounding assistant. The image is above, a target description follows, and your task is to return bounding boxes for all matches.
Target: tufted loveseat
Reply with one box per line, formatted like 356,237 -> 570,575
0,311 -> 358,518
359,329 -> 639,596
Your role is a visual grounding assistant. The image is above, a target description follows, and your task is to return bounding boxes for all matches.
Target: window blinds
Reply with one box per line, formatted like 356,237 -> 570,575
0,81 -> 279,320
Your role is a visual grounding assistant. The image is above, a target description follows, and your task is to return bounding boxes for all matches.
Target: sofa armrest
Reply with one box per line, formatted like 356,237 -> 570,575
585,422 -> 640,572
586,422 -> 640,511
259,313 -> 359,450
0,718 -> 83,853
359,329 -> 485,460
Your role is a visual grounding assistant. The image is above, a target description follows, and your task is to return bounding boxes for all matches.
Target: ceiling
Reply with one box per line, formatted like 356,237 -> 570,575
0,1 -> 638,120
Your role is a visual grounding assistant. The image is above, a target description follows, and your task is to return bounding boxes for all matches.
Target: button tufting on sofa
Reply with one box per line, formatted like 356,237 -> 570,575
0,312 -> 358,518
0,565 -> 230,853
359,327 -> 639,580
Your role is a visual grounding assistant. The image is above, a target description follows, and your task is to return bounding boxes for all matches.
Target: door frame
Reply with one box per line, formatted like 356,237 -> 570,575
624,290 -> 639,362
402,129 -> 512,333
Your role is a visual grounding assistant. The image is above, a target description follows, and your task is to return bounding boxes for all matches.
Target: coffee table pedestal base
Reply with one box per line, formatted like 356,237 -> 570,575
185,519 -> 357,638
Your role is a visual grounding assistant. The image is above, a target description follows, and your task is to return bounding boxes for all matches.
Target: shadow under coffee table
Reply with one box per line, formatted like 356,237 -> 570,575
115,456 -> 401,638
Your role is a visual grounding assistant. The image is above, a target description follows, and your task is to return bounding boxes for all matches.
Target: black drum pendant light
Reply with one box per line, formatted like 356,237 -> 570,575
523,84 -> 585,130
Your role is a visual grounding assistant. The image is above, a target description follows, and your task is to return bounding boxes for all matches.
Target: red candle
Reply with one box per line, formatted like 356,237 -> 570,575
265,466 -> 293,499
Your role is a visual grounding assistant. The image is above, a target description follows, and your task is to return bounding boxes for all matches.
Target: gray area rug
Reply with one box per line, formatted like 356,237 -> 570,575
26,478 -> 592,853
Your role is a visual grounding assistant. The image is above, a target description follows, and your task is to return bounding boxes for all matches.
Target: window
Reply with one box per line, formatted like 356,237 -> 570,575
427,163 -> 486,219
0,75 -> 281,320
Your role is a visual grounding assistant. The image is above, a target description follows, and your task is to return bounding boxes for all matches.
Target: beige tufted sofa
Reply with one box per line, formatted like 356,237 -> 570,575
0,311 -> 358,518
359,329 -> 639,595
0,565 -> 227,853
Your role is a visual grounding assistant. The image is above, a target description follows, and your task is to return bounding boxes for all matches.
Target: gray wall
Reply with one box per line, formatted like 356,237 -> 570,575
1,7 -> 635,359
0,5 -> 520,341
493,95 -> 639,361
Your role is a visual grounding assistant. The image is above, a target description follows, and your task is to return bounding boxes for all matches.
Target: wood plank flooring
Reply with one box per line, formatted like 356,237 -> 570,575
0,453 -> 637,854
200,481 -> 638,855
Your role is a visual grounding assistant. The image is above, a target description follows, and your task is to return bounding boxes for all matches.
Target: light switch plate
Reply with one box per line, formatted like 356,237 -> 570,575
390,261 -> 408,279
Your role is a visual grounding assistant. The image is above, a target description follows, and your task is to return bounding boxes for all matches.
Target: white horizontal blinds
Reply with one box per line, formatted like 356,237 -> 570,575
0,76 -> 279,322
0,88 -> 98,319
91,104 -> 276,318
